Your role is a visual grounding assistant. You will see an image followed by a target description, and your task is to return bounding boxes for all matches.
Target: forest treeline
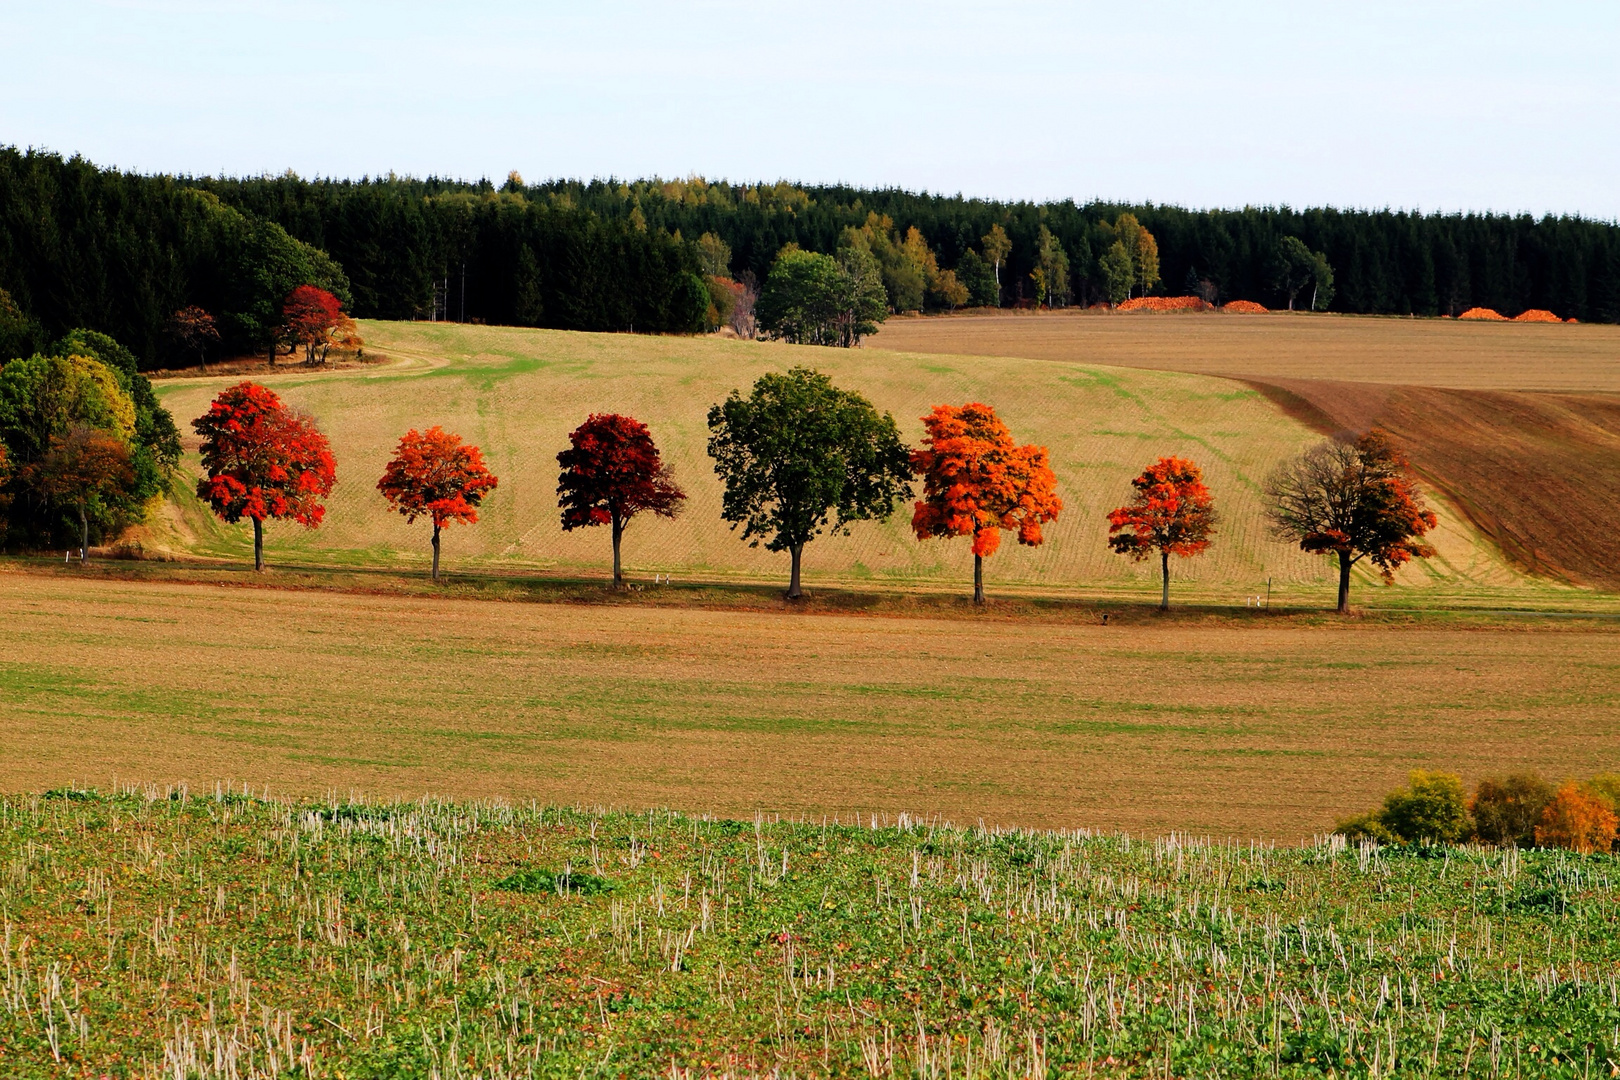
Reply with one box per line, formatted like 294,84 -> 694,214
4,147 -> 1620,369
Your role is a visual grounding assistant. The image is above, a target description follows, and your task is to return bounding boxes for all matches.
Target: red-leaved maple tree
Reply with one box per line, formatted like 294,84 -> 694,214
1106,456 -> 1218,611
192,382 -> 337,571
557,413 -> 686,587
1264,428 -> 1437,612
377,427 -> 499,581
910,402 -> 1061,604
279,286 -> 346,366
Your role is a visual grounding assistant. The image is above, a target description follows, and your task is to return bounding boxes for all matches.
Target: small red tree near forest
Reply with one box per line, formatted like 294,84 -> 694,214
192,382 -> 336,571
167,306 -> 219,372
1264,429 -> 1436,613
557,413 -> 687,588
910,402 -> 1061,604
377,427 -> 499,581
1106,456 -> 1218,611
280,286 -> 354,366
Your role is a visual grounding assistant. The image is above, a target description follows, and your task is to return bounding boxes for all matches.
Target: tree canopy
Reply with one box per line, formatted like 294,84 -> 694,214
1106,456 -> 1218,610
910,402 -> 1061,603
377,426 -> 498,580
192,382 -> 337,571
707,368 -> 912,598
1264,429 -> 1437,612
557,413 -> 686,587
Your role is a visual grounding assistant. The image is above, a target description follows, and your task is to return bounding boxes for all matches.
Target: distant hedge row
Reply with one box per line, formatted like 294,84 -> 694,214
1338,770 -> 1620,852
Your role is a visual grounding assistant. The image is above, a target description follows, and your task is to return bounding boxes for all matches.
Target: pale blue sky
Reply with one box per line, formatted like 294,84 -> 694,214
4,1 -> 1617,217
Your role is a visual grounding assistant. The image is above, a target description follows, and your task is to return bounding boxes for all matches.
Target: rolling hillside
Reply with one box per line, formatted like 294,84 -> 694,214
146,321 -> 1536,597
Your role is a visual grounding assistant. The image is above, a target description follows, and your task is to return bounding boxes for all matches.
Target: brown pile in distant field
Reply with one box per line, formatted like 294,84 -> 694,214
1221,300 -> 1268,313
1513,309 -> 1562,323
1117,296 -> 1212,312
1459,307 -> 1507,320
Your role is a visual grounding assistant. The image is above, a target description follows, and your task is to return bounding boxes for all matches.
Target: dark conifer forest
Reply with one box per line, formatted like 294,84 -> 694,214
4,147 -> 1618,368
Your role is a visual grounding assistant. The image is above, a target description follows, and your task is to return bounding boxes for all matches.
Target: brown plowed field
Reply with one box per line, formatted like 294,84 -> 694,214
1251,381 -> 1620,589
875,310 -> 1620,590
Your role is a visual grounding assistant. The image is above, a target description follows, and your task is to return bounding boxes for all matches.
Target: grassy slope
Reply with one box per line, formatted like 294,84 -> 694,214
147,321 -> 1545,600
2,790 -> 1615,1078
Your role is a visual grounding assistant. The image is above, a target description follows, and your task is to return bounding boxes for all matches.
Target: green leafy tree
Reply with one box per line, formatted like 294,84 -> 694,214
1274,236 -> 1335,311
695,232 -> 732,277
1100,242 -> 1134,306
954,249 -> 999,307
49,329 -> 182,505
1030,226 -> 1070,307
706,368 -> 912,598
757,248 -> 886,347
0,353 -> 140,545
31,424 -> 135,560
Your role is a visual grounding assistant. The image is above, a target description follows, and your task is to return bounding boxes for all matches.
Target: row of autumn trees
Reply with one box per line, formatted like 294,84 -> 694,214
6,148 -> 1619,372
187,369 -> 1437,612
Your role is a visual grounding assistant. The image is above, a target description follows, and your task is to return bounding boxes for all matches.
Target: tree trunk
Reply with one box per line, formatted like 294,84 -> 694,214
1310,282 -> 1319,312
253,518 -> 264,572
973,553 -> 985,605
1160,550 -> 1170,611
787,544 -> 804,599
267,340 -> 276,368
1337,551 -> 1353,613
611,517 -> 624,588
431,522 -> 441,582
79,504 -> 89,562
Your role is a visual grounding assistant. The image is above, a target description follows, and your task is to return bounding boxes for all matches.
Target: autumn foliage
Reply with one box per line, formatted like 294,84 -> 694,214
911,402 -> 1060,603
1265,429 -> 1437,612
31,424 -> 135,560
1534,783 -> 1619,853
1106,457 -> 1218,610
558,414 -> 686,586
192,382 -> 336,571
1458,307 -> 1506,321
377,427 -> 499,580
1220,300 -> 1268,314
280,286 -> 360,365
1511,309 -> 1561,323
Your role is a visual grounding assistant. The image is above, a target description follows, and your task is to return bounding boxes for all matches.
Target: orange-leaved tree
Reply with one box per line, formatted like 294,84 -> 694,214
557,413 -> 686,588
911,402 -> 1060,604
192,382 -> 336,571
377,427 -> 499,581
31,424 -> 135,561
1264,429 -> 1436,613
1106,456 -> 1217,611
1534,782 -> 1618,853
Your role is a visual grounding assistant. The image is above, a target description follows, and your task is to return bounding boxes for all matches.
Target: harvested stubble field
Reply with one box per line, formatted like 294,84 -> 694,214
2,790 -> 1617,1078
141,320 -> 1540,599
874,310 -> 1620,592
870,310 -> 1620,393
4,574 -> 1618,837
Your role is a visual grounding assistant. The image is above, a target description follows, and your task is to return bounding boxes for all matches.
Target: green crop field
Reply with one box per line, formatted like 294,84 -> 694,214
142,320 -> 1545,602
3,789 -> 1617,1078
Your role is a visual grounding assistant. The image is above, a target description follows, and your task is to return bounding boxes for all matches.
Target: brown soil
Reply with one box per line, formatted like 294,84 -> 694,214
1250,380 -> 1620,589
146,349 -> 387,380
3,573 -> 1616,837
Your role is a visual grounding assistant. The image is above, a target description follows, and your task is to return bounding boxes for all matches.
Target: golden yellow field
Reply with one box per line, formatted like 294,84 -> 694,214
871,308 -> 1620,392
5,573 -> 1617,836
145,320 -> 1545,599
